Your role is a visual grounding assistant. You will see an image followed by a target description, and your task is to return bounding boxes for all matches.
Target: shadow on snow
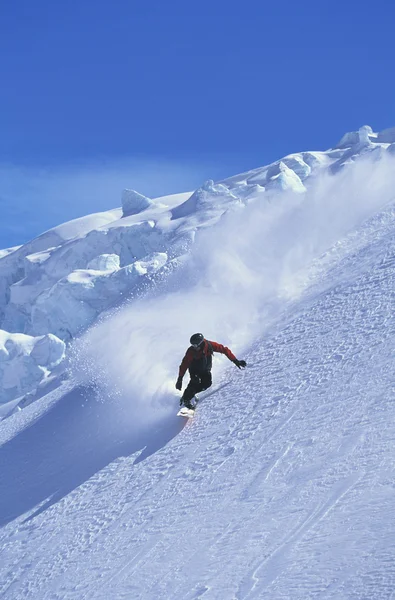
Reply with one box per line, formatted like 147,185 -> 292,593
0,385 -> 185,527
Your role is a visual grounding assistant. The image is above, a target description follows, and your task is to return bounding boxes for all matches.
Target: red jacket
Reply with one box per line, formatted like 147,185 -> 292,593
178,340 -> 236,378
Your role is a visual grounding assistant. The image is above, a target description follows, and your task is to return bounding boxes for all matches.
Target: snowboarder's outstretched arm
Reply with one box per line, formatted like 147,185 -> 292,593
209,341 -> 246,369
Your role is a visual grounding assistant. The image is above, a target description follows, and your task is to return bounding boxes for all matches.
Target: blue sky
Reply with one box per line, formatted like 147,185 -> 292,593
1,0 -> 394,248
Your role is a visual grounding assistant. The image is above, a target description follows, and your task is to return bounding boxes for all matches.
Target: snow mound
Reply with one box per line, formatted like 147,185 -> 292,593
336,125 -> 375,148
281,156 -> 311,180
171,180 -> 240,219
87,254 -> 120,271
302,151 -> 328,170
0,245 -> 21,260
231,183 -> 265,199
265,161 -> 306,193
122,189 -> 152,217
0,330 -> 65,404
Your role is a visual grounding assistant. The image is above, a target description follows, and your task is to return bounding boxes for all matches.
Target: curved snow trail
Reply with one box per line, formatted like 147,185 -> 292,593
0,201 -> 394,599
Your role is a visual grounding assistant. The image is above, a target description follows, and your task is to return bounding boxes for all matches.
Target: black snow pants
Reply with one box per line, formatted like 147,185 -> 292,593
182,371 -> 212,403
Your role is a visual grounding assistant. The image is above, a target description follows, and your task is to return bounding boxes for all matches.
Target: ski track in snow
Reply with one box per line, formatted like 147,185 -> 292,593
0,206 -> 395,599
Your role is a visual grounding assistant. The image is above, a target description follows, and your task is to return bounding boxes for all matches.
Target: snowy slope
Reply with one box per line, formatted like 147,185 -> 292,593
1,124 -> 394,413
0,126 -> 395,599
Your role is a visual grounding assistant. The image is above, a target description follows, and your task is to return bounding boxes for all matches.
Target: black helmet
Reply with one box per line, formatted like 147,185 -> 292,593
190,333 -> 204,347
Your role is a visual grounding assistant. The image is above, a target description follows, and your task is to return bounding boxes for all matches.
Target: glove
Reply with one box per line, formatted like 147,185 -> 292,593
175,376 -> 183,391
234,359 -> 247,369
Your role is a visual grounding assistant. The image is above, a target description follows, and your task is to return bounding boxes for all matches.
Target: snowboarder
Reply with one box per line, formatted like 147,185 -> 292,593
176,333 -> 246,410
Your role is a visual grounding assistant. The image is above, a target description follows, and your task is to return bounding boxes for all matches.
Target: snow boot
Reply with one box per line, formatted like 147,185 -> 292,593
183,399 -> 195,410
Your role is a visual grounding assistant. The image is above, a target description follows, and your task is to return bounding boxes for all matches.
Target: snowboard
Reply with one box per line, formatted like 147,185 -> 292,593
177,407 -> 195,418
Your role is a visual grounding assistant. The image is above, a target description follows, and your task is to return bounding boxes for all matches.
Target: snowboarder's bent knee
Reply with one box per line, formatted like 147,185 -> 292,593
175,333 -> 246,410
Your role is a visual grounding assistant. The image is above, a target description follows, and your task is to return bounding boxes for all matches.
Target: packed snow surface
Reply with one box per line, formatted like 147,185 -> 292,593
0,126 -> 395,599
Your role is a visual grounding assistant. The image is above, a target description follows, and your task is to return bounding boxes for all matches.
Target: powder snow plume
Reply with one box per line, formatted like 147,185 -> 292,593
71,153 -> 395,421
